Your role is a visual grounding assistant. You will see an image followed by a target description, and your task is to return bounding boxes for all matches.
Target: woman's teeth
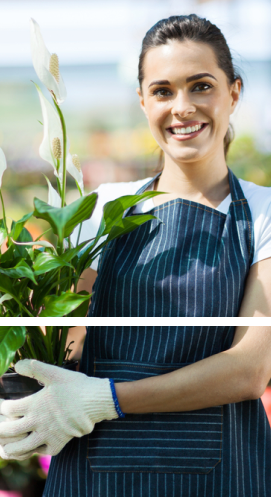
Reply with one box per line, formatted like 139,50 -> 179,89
171,124 -> 203,134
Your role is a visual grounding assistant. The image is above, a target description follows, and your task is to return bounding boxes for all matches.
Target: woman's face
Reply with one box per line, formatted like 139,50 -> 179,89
137,39 -> 241,165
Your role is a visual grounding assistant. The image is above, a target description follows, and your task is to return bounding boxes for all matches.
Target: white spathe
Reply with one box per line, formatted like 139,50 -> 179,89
45,177 -> 61,208
66,153 -> 84,196
30,18 -> 67,104
0,148 -> 7,188
35,83 -> 84,194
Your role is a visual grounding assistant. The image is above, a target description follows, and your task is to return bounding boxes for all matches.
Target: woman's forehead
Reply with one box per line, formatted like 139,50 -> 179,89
142,40 -> 221,82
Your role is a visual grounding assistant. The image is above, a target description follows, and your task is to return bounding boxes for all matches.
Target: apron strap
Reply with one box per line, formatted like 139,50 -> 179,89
123,172 -> 162,218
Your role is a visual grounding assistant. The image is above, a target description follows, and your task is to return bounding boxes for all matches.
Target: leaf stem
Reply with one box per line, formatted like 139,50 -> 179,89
76,223 -> 82,247
35,228 -> 52,242
58,326 -> 69,366
51,96 -> 66,272
45,326 -> 55,364
68,237 -> 72,290
52,98 -> 67,208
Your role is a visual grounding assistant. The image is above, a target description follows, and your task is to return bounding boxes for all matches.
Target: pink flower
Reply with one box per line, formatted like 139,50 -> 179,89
38,454 -> 52,475
261,386 -> 271,427
0,492 -> 22,497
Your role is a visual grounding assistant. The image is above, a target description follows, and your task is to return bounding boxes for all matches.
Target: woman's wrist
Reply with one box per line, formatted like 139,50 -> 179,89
109,379 -> 125,418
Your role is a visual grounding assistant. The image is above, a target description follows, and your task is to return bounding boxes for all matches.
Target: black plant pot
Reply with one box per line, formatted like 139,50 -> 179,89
0,361 -> 78,400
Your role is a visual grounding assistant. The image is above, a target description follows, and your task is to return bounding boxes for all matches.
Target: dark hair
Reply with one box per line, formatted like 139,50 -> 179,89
138,14 -> 243,160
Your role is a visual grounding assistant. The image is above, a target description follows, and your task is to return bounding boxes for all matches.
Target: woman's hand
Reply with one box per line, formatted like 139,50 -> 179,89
0,360 -> 118,460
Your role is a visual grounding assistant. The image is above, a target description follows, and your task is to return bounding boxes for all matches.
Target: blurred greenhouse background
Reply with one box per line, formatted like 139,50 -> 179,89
0,0 -> 271,494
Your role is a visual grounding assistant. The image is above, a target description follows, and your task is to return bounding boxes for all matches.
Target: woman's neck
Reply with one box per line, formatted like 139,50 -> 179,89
153,153 -> 230,209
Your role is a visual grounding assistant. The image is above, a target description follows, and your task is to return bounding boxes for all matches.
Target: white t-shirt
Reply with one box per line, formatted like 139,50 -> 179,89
72,177 -> 271,271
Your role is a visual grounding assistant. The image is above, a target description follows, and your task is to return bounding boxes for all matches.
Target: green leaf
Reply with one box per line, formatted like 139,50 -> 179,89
102,191 -> 163,235
0,293 -> 13,304
0,220 -> 7,246
106,214 -> 157,242
62,239 -> 92,263
76,213 -> 157,275
0,275 -> 33,317
0,274 -> 19,298
33,193 -> 98,243
69,291 -> 91,317
33,252 -> 74,275
10,212 -> 33,240
11,227 -> 33,259
31,269 -> 60,310
12,239 -> 56,252
0,327 -> 26,377
0,260 -> 37,285
39,291 -> 91,317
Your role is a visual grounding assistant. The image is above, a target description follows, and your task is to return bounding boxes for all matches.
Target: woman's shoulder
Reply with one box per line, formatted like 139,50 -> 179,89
71,177 -> 154,249
239,179 -> 271,265
94,177 -> 153,201
239,178 -> 271,215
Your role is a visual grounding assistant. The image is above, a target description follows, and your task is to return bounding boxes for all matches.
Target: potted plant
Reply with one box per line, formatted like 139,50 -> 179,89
0,21 -> 162,394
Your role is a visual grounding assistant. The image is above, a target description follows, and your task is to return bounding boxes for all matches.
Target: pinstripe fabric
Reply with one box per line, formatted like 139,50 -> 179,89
43,170 -> 271,496
88,168 -> 254,317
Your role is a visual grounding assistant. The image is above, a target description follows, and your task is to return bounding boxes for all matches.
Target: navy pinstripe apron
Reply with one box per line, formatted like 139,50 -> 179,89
43,169 -> 271,496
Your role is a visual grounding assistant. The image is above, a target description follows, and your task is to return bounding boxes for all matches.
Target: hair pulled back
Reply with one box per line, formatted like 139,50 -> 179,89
138,14 -> 243,160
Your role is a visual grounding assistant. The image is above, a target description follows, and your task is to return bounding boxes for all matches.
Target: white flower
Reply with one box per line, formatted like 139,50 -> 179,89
30,18 -> 67,104
67,154 -> 84,196
0,147 -> 7,188
35,84 -> 84,194
45,176 -> 61,207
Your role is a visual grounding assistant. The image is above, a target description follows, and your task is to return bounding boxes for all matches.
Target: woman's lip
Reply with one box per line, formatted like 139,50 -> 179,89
166,123 -> 208,141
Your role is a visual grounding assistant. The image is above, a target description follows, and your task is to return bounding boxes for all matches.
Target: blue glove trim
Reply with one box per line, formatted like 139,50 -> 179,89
109,378 -> 125,418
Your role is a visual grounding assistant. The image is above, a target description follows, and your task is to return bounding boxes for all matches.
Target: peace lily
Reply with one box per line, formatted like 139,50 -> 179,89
45,176 -> 61,208
0,13 -> 162,360
30,18 -> 67,104
35,83 -> 84,195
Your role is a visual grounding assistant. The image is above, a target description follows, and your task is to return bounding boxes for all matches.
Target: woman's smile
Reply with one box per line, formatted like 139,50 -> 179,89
166,121 -> 209,141
137,39 -> 240,168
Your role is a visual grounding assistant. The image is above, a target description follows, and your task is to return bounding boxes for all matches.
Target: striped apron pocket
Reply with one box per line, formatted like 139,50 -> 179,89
87,359 -> 223,474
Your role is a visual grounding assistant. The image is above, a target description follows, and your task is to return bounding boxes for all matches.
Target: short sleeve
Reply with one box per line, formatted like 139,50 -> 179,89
239,179 -> 271,265
252,197 -> 271,265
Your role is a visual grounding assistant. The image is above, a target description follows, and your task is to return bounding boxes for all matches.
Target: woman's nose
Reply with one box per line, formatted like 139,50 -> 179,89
171,92 -> 196,118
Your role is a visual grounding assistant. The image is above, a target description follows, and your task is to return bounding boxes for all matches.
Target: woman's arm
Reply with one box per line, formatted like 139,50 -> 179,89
115,326 -> 271,414
238,258 -> 271,316
115,347 -> 260,414
76,268 -> 97,295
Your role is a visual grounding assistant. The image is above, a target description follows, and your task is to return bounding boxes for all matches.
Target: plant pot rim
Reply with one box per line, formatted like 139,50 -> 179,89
4,360 -> 78,375
4,359 -> 79,372
0,361 -> 79,400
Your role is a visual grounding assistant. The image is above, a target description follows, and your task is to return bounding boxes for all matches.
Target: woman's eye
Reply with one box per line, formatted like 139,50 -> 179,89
153,88 -> 172,97
193,83 -> 213,92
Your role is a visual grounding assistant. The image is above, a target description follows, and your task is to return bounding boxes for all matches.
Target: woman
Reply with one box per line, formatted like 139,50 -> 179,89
0,14 -> 271,497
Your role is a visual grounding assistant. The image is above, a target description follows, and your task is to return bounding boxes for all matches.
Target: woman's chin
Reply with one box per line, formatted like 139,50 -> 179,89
169,147 -> 204,164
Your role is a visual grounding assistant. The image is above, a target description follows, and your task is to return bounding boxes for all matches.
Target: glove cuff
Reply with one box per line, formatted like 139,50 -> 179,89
84,377 -> 119,424
109,379 -> 125,418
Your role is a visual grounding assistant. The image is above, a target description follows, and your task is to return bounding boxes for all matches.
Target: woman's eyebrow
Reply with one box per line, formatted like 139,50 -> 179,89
148,73 -> 217,88
186,72 -> 217,83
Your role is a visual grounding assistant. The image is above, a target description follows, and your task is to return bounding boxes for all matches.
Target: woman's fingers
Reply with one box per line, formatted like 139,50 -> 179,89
0,396 -> 30,418
0,431 -> 43,459
0,417 -> 32,440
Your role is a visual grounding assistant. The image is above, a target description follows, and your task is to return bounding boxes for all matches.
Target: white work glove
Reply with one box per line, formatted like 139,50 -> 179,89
0,360 -> 118,460
0,400 -> 26,444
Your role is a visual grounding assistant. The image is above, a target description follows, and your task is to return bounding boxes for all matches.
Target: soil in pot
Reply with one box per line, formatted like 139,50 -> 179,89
0,361 -> 78,400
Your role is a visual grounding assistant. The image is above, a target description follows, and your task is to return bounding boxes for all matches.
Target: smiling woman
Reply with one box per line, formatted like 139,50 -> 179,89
1,13 -> 271,497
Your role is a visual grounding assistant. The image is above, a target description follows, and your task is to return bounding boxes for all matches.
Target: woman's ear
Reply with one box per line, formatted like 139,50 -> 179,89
136,87 -> 148,119
229,79 -> 241,115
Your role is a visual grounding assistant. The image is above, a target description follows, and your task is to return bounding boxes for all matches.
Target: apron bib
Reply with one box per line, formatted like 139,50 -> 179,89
88,168 -> 254,317
43,170 -> 271,496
